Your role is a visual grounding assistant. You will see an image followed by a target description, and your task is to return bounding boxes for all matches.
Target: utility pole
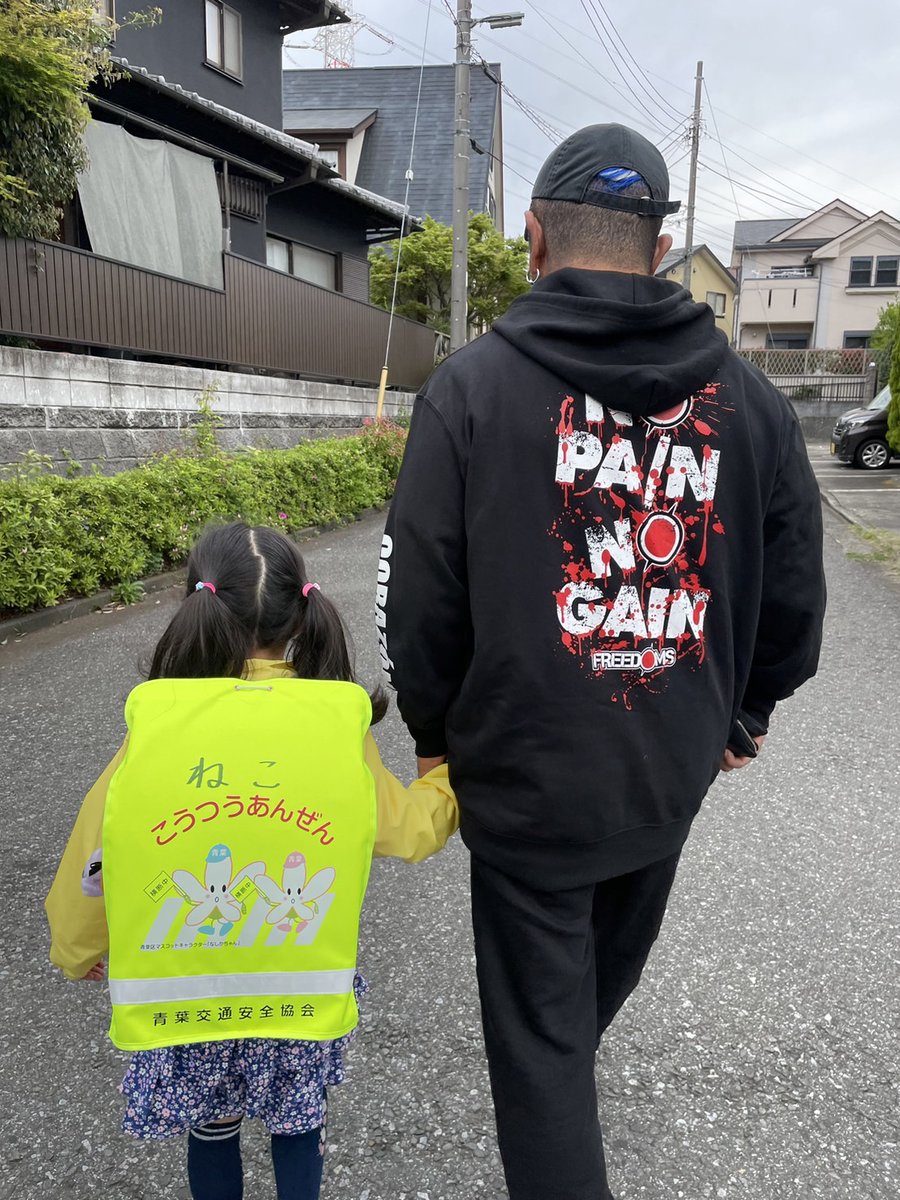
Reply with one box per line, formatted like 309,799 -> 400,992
450,0 -> 473,354
682,60 -> 703,293
449,8 -> 523,353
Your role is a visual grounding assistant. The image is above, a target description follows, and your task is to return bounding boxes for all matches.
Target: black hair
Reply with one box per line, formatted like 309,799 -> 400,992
148,522 -> 387,723
530,181 -> 663,272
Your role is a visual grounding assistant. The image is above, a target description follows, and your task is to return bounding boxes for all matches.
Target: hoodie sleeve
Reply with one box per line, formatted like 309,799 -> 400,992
738,413 -> 826,731
381,395 -> 472,757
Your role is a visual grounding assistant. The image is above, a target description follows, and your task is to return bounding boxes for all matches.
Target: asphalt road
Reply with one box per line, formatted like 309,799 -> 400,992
1,508 -> 898,1200
808,440 -> 900,532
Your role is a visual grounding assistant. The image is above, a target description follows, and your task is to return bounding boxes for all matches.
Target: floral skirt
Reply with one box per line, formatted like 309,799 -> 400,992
121,979 -> 365,1140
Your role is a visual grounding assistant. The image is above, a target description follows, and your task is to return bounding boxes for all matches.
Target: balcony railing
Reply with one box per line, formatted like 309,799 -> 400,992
744,267 -> 816,282
0,238 -> 436,390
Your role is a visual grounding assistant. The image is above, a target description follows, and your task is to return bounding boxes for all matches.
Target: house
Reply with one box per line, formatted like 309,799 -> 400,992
0,0 -> 435,389
731,201 -> 900,350
282,63 -> 505,229
656,244 -> 736,342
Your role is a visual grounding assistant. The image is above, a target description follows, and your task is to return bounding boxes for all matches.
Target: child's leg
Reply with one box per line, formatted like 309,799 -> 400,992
270,1126 -> 325,1200
187,1116 -> 244,1200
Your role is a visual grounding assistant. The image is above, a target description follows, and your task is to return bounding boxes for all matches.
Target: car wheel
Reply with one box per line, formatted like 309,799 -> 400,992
855,438 -> 891,469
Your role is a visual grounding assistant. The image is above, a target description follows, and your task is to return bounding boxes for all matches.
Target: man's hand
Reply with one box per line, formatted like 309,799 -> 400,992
79,961 -> 105,981
720,735 -> 766,773
417,755 -> 447,778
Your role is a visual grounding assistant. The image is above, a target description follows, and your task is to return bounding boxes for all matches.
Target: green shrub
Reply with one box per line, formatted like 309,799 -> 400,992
0,421 -> 406,614
889,331 -> 900,455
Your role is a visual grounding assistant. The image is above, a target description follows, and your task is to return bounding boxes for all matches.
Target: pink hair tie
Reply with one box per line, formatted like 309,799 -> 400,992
302,582 -> 320,599
194,581 -> 217,594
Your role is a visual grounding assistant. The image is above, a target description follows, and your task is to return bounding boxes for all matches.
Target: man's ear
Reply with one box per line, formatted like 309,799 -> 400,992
524,209 -> 546,277
650,232 -> 674,275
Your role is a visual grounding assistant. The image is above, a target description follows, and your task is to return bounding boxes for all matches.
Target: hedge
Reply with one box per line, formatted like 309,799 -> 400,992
0,421 -> 407,615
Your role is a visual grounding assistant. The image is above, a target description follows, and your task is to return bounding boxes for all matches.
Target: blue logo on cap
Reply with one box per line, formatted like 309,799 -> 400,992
596,167 -> 647,192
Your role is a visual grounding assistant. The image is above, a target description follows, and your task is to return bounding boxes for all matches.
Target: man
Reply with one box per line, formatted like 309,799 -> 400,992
378,124 -> 825,1199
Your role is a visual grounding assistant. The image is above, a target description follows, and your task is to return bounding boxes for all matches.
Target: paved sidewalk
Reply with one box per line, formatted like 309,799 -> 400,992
1,509 -> 898,1199
807,440 -> 900,531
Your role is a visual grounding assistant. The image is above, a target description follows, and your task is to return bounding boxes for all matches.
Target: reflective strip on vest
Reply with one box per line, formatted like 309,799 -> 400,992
103,677 -> 377,1052
109,968 -> 356,1006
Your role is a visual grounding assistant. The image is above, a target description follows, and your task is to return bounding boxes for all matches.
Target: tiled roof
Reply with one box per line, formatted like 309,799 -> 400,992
655,245 -> 734,287
732,218 -> 800,251
282,63 -> 502,225
112,59 -> 417,227
656,244 -> 692,274
283,106 -> 377,133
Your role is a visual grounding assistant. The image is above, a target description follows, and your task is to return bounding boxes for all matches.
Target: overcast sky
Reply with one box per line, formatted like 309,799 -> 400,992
283,0 -> 900,263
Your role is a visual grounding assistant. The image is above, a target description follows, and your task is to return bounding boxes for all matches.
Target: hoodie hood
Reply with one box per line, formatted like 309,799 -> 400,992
493,268 -> 729,418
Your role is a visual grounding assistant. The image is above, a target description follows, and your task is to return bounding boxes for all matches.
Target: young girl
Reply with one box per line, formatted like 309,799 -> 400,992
45,521 -> 458,1200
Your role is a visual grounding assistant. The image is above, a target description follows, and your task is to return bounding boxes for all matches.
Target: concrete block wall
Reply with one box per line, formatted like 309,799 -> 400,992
0,347 -> 415,474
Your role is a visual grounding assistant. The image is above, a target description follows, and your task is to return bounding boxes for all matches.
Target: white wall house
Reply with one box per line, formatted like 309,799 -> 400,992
731,201 -> 900,349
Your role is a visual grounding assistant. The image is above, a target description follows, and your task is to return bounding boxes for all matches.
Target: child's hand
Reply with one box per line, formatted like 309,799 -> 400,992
79,961 -> 105,981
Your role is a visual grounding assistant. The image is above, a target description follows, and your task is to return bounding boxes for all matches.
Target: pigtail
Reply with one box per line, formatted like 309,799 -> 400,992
291,586 -> 389,724
148,525 -> 258,680
149,586 -> 253,680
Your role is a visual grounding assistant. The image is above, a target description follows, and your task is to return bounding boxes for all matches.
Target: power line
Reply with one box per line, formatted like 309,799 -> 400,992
699,162 -> 809,212
472,55 -> 563,142
576,0 -> 674,134
583,0 -> 683,123
522,0 -> 673,138
515,0 -> 900,216
356,9 -> 802,232
645,69 -> 900,212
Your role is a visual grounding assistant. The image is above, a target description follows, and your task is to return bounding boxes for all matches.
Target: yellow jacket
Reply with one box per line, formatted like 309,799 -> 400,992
46,659 -> 458,981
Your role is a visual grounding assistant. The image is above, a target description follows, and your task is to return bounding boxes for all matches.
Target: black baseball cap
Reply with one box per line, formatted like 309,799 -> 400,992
531,123 -> 681,218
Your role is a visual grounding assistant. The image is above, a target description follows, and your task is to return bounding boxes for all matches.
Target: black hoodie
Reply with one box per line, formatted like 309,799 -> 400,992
380,270 -> 825,886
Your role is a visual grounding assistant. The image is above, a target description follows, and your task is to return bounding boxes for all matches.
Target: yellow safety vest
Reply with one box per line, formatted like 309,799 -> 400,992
103,677 -> 377,1052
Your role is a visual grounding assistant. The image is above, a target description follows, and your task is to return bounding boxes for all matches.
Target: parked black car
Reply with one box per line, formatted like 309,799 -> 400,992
831,386 -> 898,469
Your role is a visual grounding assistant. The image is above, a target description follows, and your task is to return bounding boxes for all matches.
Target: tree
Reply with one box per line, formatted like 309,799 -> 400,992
0,1 -> 158,239
871,299 -> 900,359
369,212 -> 529,336
888,318 -> 900,454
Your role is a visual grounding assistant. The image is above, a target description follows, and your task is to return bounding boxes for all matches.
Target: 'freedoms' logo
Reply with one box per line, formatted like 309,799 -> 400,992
590,647 -> 677,675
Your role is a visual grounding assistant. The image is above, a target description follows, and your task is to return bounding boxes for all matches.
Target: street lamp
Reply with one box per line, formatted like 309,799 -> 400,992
479,12 -> 525,28
450,4 -> 523,353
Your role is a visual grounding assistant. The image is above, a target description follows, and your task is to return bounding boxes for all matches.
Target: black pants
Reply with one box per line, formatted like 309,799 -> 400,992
471,851 -> 681,1200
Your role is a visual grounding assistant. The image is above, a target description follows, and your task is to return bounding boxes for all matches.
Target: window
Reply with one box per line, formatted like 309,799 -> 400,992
317,147 -> 341,172
205,0 -> 242,80
94,0 -> 114,21
266,236 -> 337,290
766,333 -> 810,350
843,331 -> 873,349
875,255 -> 899,287
706,291 -> 726,318
291,243 -> 337,289
266,237 -> 291,274
848,256 -> 873,287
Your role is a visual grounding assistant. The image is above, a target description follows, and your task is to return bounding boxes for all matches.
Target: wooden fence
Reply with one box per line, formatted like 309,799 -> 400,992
0,238 -> 436,390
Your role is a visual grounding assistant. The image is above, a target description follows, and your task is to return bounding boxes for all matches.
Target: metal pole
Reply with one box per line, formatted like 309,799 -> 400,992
450,0 -> 472,353
682,60 -> 703,293
221,160 -> 232,253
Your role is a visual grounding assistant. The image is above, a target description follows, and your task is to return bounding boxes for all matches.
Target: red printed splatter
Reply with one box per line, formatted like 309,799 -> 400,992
698,500 -> 713,566
557,396 -> 575,437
